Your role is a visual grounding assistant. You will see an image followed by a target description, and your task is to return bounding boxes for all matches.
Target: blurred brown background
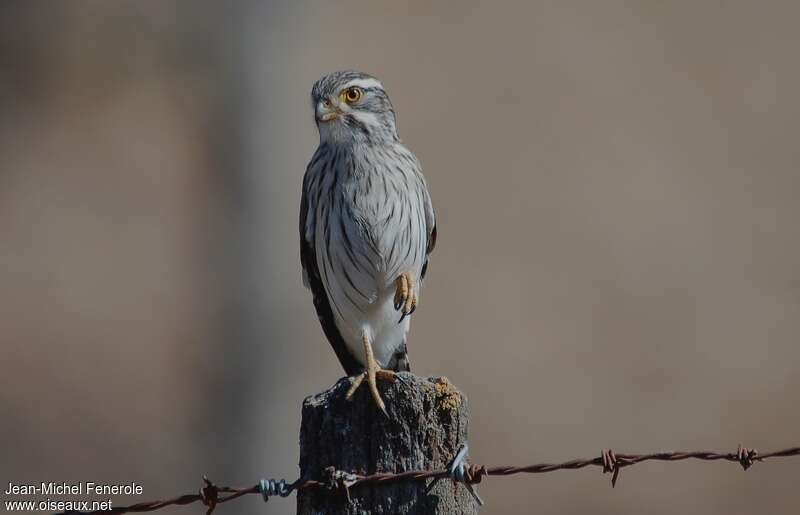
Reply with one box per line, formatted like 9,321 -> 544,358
1,2 -> 798,514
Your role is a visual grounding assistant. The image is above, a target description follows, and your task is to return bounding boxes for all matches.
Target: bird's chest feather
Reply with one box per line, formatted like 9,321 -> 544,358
342,168 -> 415,262
309,145 -> 425,294
344,172 -> 395,226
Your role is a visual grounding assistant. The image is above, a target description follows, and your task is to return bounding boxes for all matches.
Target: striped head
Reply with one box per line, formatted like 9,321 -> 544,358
311,71 -> 398,144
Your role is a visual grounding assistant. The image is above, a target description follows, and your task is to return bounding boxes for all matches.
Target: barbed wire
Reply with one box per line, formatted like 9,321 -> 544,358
56,444 -> 800,515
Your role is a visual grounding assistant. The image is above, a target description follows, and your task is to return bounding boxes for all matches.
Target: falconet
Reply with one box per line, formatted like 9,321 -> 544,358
300,71 -> 437,414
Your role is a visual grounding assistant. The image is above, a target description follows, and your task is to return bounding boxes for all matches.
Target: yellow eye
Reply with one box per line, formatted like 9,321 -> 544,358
341,87 -> 363,104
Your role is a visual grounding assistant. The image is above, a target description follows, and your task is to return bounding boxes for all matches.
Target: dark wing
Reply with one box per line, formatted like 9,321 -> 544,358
421,224 -> 437,280
300,175 -> 363,376
420,179 -> 437,280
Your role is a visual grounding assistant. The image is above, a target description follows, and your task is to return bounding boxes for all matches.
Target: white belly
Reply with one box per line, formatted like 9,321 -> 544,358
331,282 -> 411,368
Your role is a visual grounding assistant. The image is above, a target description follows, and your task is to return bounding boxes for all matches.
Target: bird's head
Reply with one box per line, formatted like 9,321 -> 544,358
311,71 -> 398,144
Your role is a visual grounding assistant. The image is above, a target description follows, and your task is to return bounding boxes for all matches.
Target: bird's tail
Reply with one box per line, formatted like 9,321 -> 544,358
386,340 -> 411,372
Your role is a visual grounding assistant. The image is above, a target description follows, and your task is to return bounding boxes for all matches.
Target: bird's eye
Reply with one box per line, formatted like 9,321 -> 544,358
341,87 -> 363,104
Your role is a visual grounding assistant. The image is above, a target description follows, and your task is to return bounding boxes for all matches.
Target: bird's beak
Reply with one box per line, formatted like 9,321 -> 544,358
319,111 -> 340,122
317,98 -> 343,123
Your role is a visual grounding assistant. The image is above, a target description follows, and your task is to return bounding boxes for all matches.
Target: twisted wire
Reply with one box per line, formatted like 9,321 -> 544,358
55,445 -> 800,515
258,479 -> 292,502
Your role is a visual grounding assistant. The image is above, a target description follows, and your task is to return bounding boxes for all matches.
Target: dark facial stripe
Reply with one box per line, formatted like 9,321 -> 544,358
344,115 -> 371,139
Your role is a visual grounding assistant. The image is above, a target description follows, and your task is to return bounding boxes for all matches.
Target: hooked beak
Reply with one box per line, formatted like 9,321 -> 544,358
316,98 -> 343,123
319,111 -> 340,122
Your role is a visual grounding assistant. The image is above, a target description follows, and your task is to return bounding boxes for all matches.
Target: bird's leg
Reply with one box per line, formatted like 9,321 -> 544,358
393,272 -> 418,322
345,333 -> 398,415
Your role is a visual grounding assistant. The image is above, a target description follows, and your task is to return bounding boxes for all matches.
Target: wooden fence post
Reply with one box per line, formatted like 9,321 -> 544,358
297,373 -> 478,514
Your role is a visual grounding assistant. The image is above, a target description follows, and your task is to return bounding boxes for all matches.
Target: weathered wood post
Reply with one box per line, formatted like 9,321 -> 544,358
297,373 -> 478,514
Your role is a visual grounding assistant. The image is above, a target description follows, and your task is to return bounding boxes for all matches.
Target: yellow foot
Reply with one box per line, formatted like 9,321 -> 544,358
394,272 -> 418,322
345,368 -> 398,415
345,333 -> 399,415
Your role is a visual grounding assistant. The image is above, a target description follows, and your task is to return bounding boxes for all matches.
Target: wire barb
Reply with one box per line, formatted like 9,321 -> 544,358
424,443 -> 485,506
448,444 -> 485,506
324,467 -> 359,502
601,449 -> 621,487
199,476 -> 218,515
736,445 -> 758,471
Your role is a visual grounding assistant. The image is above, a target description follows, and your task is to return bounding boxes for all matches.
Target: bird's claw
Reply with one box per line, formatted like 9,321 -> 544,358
345,367 -> 398,416
394,272 -> 418,322
394,371 -> 410,388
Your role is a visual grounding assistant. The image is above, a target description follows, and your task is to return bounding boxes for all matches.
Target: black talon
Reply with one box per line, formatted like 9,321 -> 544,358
408,304 -> 417,316
395,373 -> 409,387
394,298 -> 403,310
398,311 -> 408,323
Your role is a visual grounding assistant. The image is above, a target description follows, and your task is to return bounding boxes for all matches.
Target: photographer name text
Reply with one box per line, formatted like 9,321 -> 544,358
5,481 -> 142,496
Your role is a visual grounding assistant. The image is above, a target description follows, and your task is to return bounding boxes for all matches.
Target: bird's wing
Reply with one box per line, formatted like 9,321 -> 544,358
421,177 -> 437,280
300,172 -> 363,376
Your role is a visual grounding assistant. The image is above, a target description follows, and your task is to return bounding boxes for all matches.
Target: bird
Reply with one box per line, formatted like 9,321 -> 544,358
299,70 -> 437,414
